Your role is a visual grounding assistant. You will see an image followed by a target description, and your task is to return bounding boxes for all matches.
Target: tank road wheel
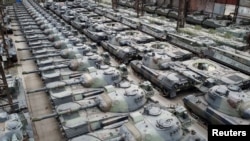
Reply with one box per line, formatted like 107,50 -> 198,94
161,89 -> 170,98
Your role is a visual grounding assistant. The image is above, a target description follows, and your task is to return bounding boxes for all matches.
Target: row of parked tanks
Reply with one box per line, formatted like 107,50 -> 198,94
15,1 -> 206,140
118,0 -> 248,29
50,0 -> 250,76
14,0 -> 250,140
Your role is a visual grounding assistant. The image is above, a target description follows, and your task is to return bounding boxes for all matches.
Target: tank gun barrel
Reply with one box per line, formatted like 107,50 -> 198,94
20,53 -> 61,61
23,30 -> 43,35
32,50 -> 60,56
27,79 -> 81,94
26,37 -> 48,42
26,87 -> 48,94
17,45 -> 54,51
37,59 -> 71,66
22,64 -> 68,74
32,101 -> 99,122
16,23 -> 38,26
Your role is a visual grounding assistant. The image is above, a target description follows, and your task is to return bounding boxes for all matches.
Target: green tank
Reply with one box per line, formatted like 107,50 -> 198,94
70,103 -> 206,141
183,84 -> 250,125
26,64 -> 128,94
31,81 -> 154,138
23,52 -> 110,83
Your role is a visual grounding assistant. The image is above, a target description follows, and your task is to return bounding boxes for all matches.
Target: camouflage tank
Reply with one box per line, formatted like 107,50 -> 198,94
171,27 -> 250,74
124,0 -> 135,8
22,43 -> 96,68
27,64 -> 128,94
179,58 -> 250,90
104,9 -> 127,22
118,0 -> 128,7
84,22 -> 130,42
44,1 -> 53,9
62,8 -> 87,22
130,41 -> 192,60
130,51 -> 193,98
70,103 -> 206,141
31,81 -> 154,138
49,2 -> 59,11
186,12 -> 208,25
82,1 -> 99,11
202,18 -> 231,29
66,0 -> 82,8
71,12 -> 99,31
121,15 -> 140,29
203,45 -> 250,75
0,37 -> 17,63
139,17 -> 176,39
1,10 -> 13,34
167,32 -> 217,54
86,16 -> 113,27
183,84 -> 250,125
156,8 -> 173,17
216,24 -> 250,39
101,30 -> 155,64
143,0 -> 158,13
0,112 -> 30,141
22,52 -> 110,83
54,5 -> 67,16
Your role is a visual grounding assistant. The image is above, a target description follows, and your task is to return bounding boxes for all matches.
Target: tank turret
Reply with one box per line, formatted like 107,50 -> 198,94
183,84 -> 250,125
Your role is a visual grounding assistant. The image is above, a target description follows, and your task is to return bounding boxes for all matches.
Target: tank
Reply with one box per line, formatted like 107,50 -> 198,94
70,103 -> 206,141
130,51 -> 193,98
179,58 -> 250,89
203,45 -> 250,75
66,0 -> 82,8
31,81 -> 154,138
54,5 -> 67,16
183,84 -> 250,125
216,24 -> 250,39
1,12 -> 13,34
101,30 -> 155,64
0,37 -> 17,63
71,12 -> 99,31
168,28 -> 250,74
167,32 -> 216,54
84,22 -> 130,42
61,8 -> 87,22
87,16 -> 113,26
44,1 -> 53,9
139,16 -> 176,39
131,41 -> 192,60
186,12 -> 208,25
104,9 -> 125,22
27,64 -> 128,94
0,112 -> 31,141
202,18 -> 231,28
23,52 -> 110,83
19,41 -> 93,61
121,16 -> 140,29
156,8 -> 173,17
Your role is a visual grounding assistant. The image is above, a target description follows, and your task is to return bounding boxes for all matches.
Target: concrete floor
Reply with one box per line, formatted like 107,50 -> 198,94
12,28 -> 65,141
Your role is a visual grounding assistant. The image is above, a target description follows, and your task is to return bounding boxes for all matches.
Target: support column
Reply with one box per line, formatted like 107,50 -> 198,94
176,0 -> 186,30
